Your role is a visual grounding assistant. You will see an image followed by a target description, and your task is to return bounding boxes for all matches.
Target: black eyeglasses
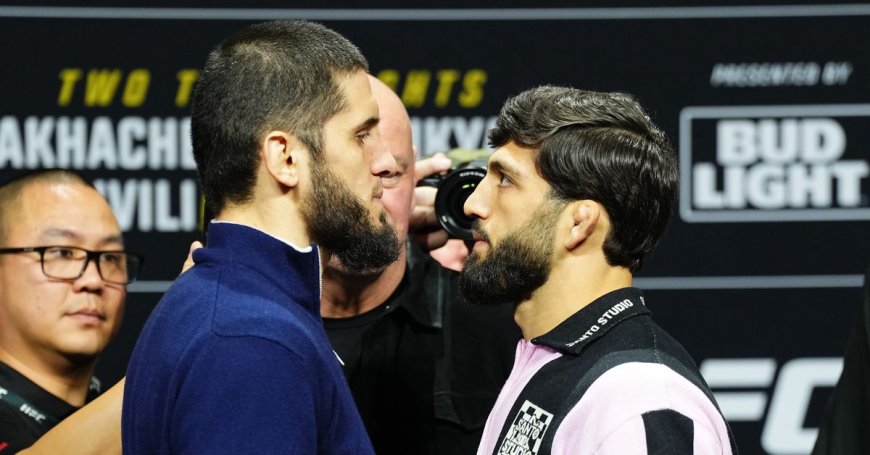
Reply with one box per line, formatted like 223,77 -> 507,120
0,246 -> 143,285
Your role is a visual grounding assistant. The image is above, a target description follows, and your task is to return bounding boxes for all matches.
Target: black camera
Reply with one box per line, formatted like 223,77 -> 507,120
418,160 -> 487,242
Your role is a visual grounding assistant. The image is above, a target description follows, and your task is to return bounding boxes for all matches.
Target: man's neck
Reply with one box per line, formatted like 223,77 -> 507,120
0,346 -> 95,407
514,259 -> 632,340
217,199 -> 311,250
320,251 -> 407,318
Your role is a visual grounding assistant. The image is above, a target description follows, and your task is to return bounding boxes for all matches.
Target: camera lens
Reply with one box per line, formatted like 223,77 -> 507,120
434,166 -> 486,241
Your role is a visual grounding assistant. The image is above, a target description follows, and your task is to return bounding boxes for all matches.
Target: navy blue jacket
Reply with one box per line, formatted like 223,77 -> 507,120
123,222 -> 374,454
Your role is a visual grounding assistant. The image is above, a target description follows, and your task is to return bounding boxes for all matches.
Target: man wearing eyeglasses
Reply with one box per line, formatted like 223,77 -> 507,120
0,169 -> 140,453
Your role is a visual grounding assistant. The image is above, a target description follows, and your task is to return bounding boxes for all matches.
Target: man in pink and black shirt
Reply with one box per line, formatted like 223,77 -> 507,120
460,86 -> 738,455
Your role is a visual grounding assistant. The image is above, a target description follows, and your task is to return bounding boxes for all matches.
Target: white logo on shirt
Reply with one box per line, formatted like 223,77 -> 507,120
497,400 -> 554,455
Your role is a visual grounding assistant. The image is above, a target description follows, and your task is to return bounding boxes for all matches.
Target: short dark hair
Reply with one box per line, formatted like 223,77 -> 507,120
0,169 -> 94,242
191,20 -> 369,215
489,86 -> 678,272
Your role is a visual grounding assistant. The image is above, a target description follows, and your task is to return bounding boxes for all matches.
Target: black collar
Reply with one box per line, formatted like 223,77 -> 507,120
531,287 -> 650,355
0,361 -> 100,426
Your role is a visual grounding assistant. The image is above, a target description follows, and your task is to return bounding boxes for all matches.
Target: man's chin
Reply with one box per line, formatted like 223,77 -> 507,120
326,254 -> 391,278
60,342 -> 105,364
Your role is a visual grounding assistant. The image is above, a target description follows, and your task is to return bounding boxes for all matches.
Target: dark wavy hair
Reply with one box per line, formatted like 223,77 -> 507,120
488,86 -> 678,272
191,20 -> 368,215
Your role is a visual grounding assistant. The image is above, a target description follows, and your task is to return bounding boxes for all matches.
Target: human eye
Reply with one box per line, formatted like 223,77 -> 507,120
356,129 -> 373,144
101,252 -> 124,265
44,246 -> 80,261
498,173 -> 514,188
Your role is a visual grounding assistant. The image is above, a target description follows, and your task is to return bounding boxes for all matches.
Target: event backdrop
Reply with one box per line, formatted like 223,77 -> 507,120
2,2 -> 869,453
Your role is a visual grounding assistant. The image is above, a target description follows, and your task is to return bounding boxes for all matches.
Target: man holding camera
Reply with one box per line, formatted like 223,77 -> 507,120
321,76 -> 520,455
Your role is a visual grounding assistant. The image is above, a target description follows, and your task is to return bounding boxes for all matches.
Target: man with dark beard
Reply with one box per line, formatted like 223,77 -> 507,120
123,21 -> 397,454
464,87 -> 738,454
321,75 -> 520,455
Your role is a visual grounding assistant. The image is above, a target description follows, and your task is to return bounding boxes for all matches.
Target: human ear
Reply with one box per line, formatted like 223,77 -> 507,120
564,201 -> 600,250
262,131 -> 305,188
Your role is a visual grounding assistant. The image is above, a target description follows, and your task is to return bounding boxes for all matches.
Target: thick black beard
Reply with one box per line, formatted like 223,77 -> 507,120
303,162 -> 400,275
459,204 -> 563,306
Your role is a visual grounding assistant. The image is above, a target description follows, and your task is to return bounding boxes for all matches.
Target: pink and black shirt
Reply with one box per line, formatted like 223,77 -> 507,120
477,288 -> 737,455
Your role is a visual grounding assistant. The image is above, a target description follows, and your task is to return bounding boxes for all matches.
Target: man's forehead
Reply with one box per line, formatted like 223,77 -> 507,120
37,226 -> 123,246
489,144 -> 534,175
11,182 -> 123,244
330,90 -> 379,133
338,71 -> 378,111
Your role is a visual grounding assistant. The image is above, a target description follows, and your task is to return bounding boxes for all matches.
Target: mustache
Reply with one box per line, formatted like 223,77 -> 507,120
471,221 -> 491,243
372,181 -> 384,199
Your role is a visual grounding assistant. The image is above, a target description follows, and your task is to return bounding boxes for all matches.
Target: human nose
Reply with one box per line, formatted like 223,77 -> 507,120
72,257 -> 105,292
370,136 -> 397,178
464,178 -> 490,220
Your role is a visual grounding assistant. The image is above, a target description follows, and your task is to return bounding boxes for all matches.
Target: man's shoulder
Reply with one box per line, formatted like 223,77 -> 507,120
159,262 -> 319,339
132,268 -> 325,379
550,361 -> 734,453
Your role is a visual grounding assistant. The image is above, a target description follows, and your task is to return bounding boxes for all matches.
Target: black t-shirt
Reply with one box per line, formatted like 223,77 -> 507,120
0,362 -> 100,453
327,289 -> 397,377
323,245 -> 521,455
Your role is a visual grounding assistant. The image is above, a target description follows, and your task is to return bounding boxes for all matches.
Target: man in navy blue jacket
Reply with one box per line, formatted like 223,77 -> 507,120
122,21 -> 400,454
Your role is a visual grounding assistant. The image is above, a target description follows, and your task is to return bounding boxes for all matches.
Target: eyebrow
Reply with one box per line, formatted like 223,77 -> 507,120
41,228 -> 124,247
487,157 -> 523,180
355,116 -> 380,133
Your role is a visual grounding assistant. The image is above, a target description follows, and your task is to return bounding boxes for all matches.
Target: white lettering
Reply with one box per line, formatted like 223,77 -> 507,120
696,118 -> 866,211
411,116 -> 497,156
118,117 -> 147,170
758,119 -> 798,164
136,179 -> 153,231
692,163 -> 724,209
0,116 -> 24,167
148,117 -> 177,170
787,164 -> 831,207
717,119 -> 846,165
745,164 -> 786,209
761,358 -> 842,455
25,116 -> 55,168
821,62 -> 853,86
801,119 -> 845,163
56,117 -> 87,168
19,403 -> 46,423
717,120 -> 756,166
420,117 -> 452,155
453,116 -> 488,149
95,178 -> 198,233
0,115 -> 192,171
155,179 -> 197,232
832,161 -> 870,206
695,162 -> 867,210
710,62 -> 820,87
88,117 -> 118,169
